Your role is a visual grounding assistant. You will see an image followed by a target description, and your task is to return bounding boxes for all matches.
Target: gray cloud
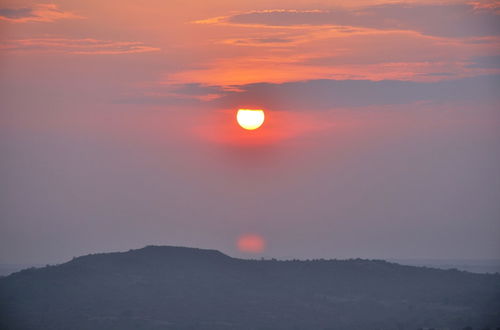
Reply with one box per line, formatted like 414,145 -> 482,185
225,3 -> 500,38
0,4 -> 79,23
0,8 -> 34,19
135,75 -> 500,110
466,55 -> 500,69
418,72 -> 456,77
254,37 -> 292,43
213,75 -> 500,110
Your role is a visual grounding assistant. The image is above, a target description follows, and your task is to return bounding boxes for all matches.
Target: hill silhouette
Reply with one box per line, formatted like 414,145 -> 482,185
1,245 -> 499,330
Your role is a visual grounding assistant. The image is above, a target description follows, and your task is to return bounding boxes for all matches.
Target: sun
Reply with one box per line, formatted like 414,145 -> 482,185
236,109 -> 265,130
237,234 -> 266,253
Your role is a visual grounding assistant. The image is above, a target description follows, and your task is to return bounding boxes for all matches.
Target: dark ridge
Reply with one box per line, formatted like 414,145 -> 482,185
66,245 -> 232,265
1,246 -> 499,330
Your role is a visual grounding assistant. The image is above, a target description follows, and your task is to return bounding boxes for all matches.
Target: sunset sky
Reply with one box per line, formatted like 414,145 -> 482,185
1,0 -> 499,264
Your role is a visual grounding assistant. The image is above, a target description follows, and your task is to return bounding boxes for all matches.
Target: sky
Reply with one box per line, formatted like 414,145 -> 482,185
0,0 -> 499,264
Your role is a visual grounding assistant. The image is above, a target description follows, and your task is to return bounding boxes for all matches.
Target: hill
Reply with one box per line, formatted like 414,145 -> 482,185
1,246 -> 499,330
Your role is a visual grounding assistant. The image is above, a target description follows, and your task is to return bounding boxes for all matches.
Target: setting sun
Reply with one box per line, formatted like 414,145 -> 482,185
237,234 -> 266,253
236,109 -> 265,130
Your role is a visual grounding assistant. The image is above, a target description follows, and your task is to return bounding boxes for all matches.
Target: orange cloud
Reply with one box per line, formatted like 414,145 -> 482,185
164,55 -> 483,87
162,21 -> 498,87
217,25 -> 369,49
193,9 -> 326,27
0,4 -> 81,23
0,38 -> 160,55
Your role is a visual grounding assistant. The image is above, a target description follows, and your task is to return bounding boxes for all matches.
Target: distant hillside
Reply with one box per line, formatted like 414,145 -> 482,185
1,246 -> 499,330
0,265 -> 44,277
390,259 -> 500,274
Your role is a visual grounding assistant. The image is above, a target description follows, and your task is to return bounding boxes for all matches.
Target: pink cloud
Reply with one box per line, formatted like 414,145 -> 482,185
0,38 -> 160,55
469,0 -> 500,13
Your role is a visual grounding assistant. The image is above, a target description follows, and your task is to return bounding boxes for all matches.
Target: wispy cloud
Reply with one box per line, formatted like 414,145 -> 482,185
184,3 -> 499,86
217,26 -> 367,48
163,51 -> 486,87
469,0 -> 500,13
220,36 -> 296,47
195,3 -> 500,38
0,38 -> 160,55
0,3 -> 81,23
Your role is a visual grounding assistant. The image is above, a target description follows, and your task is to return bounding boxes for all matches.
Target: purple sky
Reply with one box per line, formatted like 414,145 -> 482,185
1,0 -> 499,264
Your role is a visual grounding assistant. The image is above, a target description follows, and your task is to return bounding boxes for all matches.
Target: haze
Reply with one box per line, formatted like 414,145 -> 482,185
0,0 -> 499,265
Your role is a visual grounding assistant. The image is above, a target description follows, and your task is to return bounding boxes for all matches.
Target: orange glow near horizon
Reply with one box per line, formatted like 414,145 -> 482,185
237,234 -> 266,253
236,109 -> 265,130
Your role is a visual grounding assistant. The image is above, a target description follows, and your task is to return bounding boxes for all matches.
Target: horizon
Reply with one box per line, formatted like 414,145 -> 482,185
2,245 -> 500,277
1,245 -> 500,280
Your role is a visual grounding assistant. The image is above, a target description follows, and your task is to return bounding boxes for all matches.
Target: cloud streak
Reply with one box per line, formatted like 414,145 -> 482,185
0,4 -> 81,23
0,38 -> 160,55
197,3 -> 500,38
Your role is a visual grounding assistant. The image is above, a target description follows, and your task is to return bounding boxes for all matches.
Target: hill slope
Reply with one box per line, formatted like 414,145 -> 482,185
1,246 -> 499,330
